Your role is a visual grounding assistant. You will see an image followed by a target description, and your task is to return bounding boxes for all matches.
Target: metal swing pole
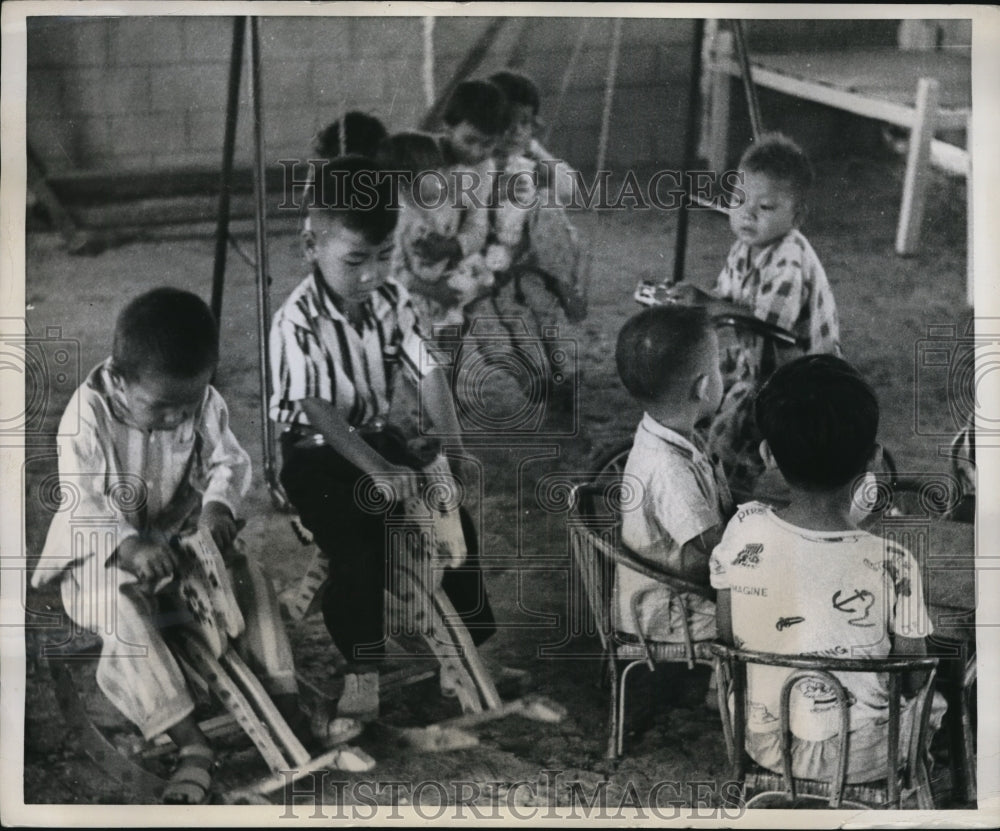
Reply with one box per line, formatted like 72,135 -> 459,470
210,17 -> 246,328
671,18 -> 706,285
731,19 -> 764,140
246,17 -> 287,511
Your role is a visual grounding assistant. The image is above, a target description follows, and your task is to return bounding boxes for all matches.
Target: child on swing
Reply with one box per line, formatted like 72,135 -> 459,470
389,80 -> 510,334
665,133 -> 841,494
31,288 -> 356,805
377,131 -> 495,330
270,156 -> 498,721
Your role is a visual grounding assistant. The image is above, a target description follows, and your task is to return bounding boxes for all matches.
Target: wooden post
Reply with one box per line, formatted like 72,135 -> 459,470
707,30 -> 733,172
895,78 -> 940,255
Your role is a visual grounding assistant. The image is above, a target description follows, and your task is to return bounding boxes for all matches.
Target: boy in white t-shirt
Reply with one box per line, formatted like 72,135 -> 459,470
710,355 -> 945,784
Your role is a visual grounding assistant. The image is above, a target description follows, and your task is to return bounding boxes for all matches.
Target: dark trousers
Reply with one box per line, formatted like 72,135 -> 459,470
280,432 -> 496,665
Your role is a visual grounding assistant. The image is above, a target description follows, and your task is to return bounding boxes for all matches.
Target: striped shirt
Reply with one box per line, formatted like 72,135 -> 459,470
716,228 -> 841,356
268,270 -> 427,428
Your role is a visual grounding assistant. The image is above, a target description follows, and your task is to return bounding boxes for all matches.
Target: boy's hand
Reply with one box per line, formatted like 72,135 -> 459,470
661,283 -> 713,306
411,276 -> 464,309
117,536 -> 176,592
200,501 -> 238,552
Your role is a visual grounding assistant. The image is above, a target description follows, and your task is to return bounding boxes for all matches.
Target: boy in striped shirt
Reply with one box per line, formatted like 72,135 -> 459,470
270,156 -> 496,720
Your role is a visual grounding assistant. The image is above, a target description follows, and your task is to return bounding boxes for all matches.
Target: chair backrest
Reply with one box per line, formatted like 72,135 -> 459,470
568,481 -> 717,651
567,482 -> 621,651
711,644 -> 939,809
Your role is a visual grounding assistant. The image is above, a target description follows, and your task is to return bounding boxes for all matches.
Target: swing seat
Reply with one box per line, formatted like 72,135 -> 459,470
279,451 -> 504,717
45,528 -> 374,805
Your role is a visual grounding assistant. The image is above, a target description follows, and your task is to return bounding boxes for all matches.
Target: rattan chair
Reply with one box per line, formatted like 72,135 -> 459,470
711,644 -> 940,809
568,482 -> 717,758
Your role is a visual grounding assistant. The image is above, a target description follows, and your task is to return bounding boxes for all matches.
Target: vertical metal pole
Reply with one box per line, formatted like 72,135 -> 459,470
247,17 -> 286,510
731,19 -> 763,140
672,18 -> 706,285
594,18 -> 623,175
210,17 -> 246,328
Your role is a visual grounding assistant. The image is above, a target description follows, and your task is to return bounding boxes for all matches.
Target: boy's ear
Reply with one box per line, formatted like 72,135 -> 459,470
691,373 -> 709,402
301,228 -> 317,261
868,442 -> 884,471
794,201 -> 809,228
758,439 -> 779,470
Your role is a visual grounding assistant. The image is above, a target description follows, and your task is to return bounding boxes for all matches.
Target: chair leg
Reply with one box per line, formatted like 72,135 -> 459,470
617,660 -> 644,758
606,656 -> 620,760
959,684 -> 977,802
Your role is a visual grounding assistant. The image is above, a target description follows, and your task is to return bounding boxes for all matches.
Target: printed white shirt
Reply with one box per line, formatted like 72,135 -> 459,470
710,502 -> 932,741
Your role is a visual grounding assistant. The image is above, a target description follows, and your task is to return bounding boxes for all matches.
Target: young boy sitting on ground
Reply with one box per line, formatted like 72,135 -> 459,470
710,355 -> 946,785
269,155 -> 498,720
377,131 -> 495,330
667,133 -> 841,494
614,305 -> 732,652
31,288 -> 354,805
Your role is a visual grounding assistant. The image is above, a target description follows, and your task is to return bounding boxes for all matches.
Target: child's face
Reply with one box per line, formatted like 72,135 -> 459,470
306,214 -> 394,305
502,104 -> 535,156
730,169 -> 801,249
116,369 -> 212,431
447,121 -> 497,165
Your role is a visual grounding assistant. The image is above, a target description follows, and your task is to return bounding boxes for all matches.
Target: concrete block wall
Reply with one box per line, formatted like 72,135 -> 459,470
27,15 -> 700,178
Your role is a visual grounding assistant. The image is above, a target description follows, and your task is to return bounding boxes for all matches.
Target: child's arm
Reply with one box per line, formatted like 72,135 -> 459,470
677,522 -> 725,584
300,397 -> 420,501
198,387 -> 252,551
529,139 -> 577,207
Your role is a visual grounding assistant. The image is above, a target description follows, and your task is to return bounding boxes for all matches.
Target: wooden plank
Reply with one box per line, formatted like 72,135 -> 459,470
714,58 -> 922,128
896,78 -> 940,255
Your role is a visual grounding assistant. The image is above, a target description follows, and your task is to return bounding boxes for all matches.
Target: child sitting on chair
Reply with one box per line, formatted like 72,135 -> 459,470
270,156 -> 497,720
710,355 -> 946,784
377,131 -> 494,330
614,305 -> 732,649
30,288 -> 352,805
667,133 -> 841,494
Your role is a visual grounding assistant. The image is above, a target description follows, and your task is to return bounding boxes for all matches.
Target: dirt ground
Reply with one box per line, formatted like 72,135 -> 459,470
20,153 -> 971,809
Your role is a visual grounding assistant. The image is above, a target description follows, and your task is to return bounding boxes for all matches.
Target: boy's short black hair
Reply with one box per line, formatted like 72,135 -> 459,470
309,154 -> 398,245
488,71 -> 540,115
616,305 -> 714,404
112,288 -> 218,382
739,132 -> 814,201
442,80 -> 510,136
754,355 -> 879,491
313,111 -> 388,159
375,131 -> 445,177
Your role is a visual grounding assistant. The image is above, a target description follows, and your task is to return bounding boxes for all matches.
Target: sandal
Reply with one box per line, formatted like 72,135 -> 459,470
163,743 -> 214,805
